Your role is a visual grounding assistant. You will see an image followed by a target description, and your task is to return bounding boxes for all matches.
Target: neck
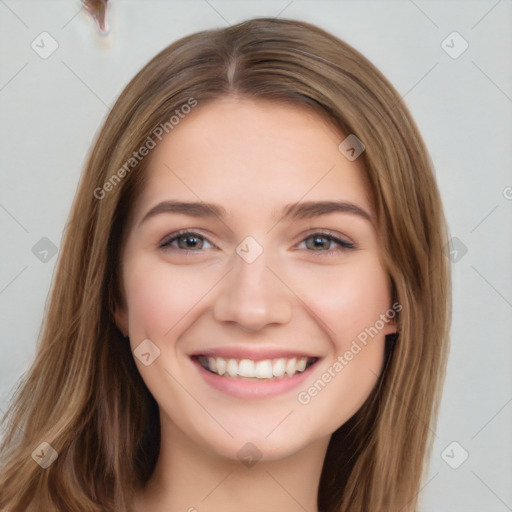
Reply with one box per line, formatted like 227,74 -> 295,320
134,412 -> 331,512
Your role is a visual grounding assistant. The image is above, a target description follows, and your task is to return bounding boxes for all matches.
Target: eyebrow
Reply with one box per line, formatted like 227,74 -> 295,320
138,199 -> 373,228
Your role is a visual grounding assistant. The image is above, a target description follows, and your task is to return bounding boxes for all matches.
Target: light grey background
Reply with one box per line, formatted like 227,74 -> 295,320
1,1 -> 511,510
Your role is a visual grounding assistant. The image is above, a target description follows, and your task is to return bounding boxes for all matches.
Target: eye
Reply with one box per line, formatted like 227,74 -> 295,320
159,230 -> 215,252
298,231 -> 356,255
159,229 -> 356,255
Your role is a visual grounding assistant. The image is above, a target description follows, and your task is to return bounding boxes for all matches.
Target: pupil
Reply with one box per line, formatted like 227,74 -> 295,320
310,236 -> 328,250
183,235 -> 200,249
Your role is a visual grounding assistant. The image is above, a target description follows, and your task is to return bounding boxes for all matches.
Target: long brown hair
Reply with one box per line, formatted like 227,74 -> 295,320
0,17 -> 451,511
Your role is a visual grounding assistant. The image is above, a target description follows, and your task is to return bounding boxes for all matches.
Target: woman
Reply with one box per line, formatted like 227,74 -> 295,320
0,17 -> 451,512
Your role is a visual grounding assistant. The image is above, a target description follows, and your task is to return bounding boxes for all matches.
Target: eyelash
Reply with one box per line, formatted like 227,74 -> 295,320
159,229 -> 356,256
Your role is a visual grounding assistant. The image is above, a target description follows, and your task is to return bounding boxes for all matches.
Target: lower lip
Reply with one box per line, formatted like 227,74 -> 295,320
191,357 -> 318,399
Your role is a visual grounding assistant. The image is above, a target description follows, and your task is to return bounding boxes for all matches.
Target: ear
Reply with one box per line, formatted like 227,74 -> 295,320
382,316 -> 397,336
381,302 -> 400,336
113,305 -> 129,337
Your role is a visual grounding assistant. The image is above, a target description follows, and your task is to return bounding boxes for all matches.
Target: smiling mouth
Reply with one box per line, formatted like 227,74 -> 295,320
193,355 -> 319,380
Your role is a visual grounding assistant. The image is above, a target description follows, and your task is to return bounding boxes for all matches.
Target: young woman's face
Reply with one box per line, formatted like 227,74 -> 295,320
115,96 -> 396,461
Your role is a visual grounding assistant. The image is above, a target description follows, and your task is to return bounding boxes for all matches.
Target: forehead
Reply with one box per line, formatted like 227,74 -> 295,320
132,97 -> 372,224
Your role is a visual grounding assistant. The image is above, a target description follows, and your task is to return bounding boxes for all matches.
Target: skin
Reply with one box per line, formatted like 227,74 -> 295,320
114,96 -> 397,512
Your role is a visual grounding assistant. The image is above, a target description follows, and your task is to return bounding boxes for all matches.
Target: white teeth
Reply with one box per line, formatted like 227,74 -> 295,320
254,360 -> 273,379
216,357 -> 226,375
238,359 -> 255,377
296,357 -> 307,372
208,357 -> 217,373
285,358 -> 297,376
198,355 -> 312,379
227,359 -> 238,377
272,358 -> 286,377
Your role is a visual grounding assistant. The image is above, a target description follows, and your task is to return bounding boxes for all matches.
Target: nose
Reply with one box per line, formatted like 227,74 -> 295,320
212,248 -> 293,332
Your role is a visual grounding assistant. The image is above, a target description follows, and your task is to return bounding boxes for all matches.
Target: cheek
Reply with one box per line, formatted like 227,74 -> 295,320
292,256 -> 390,421
299,255 -> 392,341
123,256 -> 199,338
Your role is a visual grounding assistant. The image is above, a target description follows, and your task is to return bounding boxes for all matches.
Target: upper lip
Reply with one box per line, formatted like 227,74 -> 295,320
189,347 -> 319,360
